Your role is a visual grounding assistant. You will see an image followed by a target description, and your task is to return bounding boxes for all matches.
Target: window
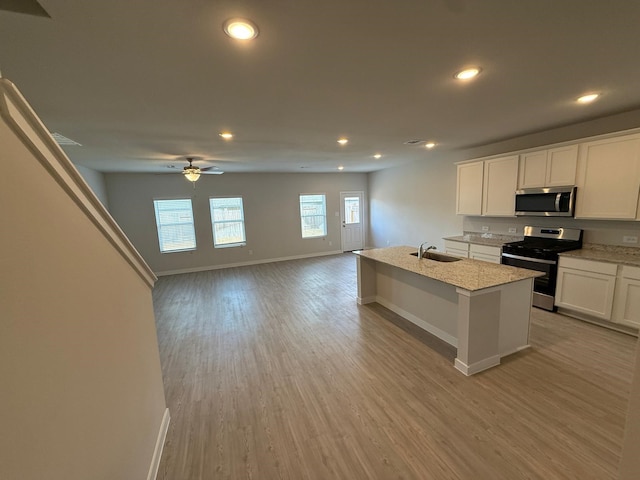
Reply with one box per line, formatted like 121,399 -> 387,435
299,194 -> 327,238
153,199 -> 197,253
209,197 -> 246,247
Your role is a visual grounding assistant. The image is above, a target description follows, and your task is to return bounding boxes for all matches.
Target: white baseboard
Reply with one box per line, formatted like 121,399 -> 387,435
357,295 -> 376,305
147,408 -> 170,480
454,355 -> 501,376
155,250 -> 344,276
375,296 -> 458,348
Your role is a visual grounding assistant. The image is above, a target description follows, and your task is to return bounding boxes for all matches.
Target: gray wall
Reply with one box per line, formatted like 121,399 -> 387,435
369,108 -> 640,250
106,172 -> 368,274
75,164 -> 109,208
368,156 -> 463,250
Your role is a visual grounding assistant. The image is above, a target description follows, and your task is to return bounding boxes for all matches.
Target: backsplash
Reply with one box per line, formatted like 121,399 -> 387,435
463,216 -> 640,249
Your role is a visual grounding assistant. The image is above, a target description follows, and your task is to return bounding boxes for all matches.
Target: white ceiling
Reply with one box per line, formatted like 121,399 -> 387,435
1,0 -> 640,174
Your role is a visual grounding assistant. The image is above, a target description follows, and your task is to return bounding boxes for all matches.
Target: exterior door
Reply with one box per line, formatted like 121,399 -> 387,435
340,191 -> 364,252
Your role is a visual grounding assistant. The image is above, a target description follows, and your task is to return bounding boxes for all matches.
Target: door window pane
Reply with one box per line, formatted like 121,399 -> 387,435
344,196 -> 360,224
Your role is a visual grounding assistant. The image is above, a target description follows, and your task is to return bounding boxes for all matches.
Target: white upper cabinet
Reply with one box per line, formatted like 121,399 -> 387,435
518,151 -> 547,188
456,161 -> 483,215
574,133 -> 640,220
482,155 -> 519,216
518,145 -> 578,189
456,156 -> 518,216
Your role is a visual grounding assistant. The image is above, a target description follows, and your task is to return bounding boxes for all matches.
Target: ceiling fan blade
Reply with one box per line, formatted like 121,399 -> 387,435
201,170 -> 224,175
200,166 -> 220,172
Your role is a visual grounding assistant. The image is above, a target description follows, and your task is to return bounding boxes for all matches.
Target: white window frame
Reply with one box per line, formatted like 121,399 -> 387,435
209,196 -> 247,248
299,193 -> 327,239
153,198 -> 197,253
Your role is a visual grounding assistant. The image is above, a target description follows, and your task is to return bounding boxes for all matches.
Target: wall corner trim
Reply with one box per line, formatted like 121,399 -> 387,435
0,78 -> 157,288
147,408 -> 170,480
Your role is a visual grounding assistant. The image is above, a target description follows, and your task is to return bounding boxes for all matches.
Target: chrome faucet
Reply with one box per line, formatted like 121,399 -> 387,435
418,242 -> 437,258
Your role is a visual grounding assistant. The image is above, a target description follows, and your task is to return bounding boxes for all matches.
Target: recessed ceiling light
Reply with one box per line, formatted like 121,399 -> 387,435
577,93 -> 600,104
338,166 -> 344,171
223,18 -> 259,40
337,138 -> 349,145
219,132 -> 234,140
454,67 -> 482,80
374,153 -> 382,159
425,142 -> 436,149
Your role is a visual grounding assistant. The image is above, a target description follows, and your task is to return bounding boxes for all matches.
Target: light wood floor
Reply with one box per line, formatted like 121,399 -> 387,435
153,254 -> 638,479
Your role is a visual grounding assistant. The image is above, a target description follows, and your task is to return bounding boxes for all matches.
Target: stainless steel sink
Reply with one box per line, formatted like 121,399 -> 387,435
410,251 -> 461,262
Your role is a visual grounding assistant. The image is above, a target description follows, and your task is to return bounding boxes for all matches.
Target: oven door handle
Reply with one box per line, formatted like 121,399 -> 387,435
501,253 -> 557,265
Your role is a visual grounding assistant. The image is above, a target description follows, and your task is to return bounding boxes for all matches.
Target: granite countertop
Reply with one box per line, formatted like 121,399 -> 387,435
354,246 -> 543,292
443,233 -> 523,248
560,244 -> 640,267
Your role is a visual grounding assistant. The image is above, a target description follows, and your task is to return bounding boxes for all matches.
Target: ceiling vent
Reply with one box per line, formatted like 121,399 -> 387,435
0,0 -> 50,17
51,132 -> 82,146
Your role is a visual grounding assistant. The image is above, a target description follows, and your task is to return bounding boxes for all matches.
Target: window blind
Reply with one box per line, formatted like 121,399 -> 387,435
153,199 -> 197,253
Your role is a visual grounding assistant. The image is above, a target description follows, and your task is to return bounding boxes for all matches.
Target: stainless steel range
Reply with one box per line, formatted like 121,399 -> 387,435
501,226 -> 583,311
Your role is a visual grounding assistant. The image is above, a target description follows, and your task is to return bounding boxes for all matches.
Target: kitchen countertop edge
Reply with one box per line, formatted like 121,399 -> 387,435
354,246 -> 543,292
560,244 -> 640,267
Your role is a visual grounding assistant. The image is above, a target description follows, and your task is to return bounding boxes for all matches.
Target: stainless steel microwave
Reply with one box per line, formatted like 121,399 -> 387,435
515,186 -> 576,217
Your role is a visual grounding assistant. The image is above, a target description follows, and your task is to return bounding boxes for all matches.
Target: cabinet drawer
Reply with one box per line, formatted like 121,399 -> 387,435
558,256 -> 618,276
621,265 -> 640,280
470,252 -> 501,264
469,244 -> 501,256
444,240 -> 469,252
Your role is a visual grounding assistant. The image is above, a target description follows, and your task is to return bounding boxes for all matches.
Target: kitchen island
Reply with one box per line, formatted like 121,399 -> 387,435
354,246 -> 544,375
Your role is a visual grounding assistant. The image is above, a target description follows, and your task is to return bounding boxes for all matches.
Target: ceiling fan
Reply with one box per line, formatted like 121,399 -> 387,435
174,157 -> 224,183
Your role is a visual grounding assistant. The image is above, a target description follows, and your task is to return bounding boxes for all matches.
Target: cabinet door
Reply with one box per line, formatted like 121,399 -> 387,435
518,151 -> 547,188
456,161 -> 483,215
613,277 -> 640,329
482,155 -> 518,216
546,145 -> 578,186
575,134 -> 640,220
613,266 -> 640,329
555,267 -> 616,320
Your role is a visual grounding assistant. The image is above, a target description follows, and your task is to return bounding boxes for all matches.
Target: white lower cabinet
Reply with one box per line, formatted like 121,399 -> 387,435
613,265 -> 640,329
555,257 -> 617,320
444,240 -> 469,258
469,244 -> 501,264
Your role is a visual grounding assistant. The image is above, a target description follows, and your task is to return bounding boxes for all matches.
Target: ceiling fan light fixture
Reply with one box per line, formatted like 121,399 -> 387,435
223,18 -> 259,40
454,67 -> 482,80
183,168 -> 201,182
577,92 -> 600,104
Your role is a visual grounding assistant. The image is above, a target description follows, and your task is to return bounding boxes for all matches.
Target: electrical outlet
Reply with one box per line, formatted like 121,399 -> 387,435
248,249 -> 253,255
508,227 -> 517,234
329,241 -> 332,246
386,240 -> 390,246
623,236 -> 638,244
482,226 -> 489,232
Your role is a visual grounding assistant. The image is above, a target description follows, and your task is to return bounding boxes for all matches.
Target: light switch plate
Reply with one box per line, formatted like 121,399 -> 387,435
623,235 -> 638,244
482,226 -> 489,232
508,227 -> 517,234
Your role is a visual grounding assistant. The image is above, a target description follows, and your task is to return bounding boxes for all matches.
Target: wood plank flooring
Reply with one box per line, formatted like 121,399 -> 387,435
152,253 -> 638,479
